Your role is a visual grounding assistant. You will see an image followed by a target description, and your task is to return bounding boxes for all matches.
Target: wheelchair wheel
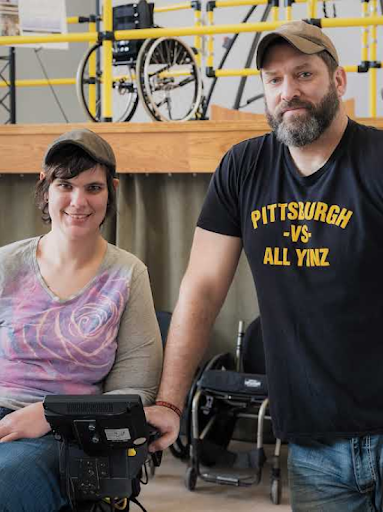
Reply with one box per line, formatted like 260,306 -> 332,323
76,42 -> 139,122
136,37 -> 203,122
169,436 -> 189,460
184,466 -> 197,491
270,475 -> 282,505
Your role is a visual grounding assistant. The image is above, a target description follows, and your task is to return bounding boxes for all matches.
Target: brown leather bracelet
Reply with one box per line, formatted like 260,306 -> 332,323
155,400 -> 182,418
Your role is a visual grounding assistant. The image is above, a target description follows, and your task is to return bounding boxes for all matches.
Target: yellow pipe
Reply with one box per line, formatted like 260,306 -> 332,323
194,10 -> 202,68
271,6 -> 279,22
154,3 -> 193,12
285,6 -> 292,21
0,65 -> 364,87
343,65 -> 360,73
369,67 -> 377,117
307,0 -> 317,18
215,68 -> 261,77
0,78 -> 76,87
113,17 -> 383,41
0,68 -> 362,89
67,17 -> 80,24
112,22 -> 286,42
0,16 -> 382,47
369,0 -> 378,117
342,65 -> 358,73
207,10 -> 214,69
215,66 -> 362,78
320,16 -> 383,28
215,0 -> 267,6
0,32 -> 97,45
159,70 -> 193,78
88,21 -> 97,118
0,70 -> 188,88
369,2 -> 378,60
361,1 -> 369,62
102,0 -> 113,120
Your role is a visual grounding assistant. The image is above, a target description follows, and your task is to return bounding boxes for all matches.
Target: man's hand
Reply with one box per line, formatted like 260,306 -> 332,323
0,402 -> 51,443
144,405 -> 180,452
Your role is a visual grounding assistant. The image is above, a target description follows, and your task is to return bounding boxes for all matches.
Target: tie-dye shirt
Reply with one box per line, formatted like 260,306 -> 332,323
0,237 -> 163,410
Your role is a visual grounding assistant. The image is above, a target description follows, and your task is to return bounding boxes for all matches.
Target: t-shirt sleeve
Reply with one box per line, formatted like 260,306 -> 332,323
197,147 -> 242,237
103,267 -> 163,406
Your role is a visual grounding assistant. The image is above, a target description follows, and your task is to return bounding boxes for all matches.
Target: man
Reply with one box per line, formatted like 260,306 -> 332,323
146,20 -> 383,510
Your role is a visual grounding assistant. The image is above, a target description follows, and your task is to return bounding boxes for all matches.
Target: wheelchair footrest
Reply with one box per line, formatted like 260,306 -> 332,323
200,469 -> 261,487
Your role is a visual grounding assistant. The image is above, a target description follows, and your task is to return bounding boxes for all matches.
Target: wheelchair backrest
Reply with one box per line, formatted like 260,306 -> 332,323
113,0 -> 154,64
242,316 -> 266,375
156,310 -> 172,347
113,0 -> 154,31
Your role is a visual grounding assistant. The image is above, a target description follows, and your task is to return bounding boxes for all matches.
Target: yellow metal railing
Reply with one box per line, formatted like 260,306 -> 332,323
0,0 -> 381,118
154,2 -> 195,13
369,0 -> 378,116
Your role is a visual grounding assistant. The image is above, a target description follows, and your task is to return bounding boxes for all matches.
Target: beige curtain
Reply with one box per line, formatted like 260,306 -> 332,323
0,173 -> 259,358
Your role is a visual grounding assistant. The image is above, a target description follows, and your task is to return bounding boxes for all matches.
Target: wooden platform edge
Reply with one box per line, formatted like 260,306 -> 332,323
0,118 -> 381,174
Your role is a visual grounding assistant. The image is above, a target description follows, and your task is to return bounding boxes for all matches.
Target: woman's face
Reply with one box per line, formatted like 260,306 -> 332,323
46,165 -> 112,241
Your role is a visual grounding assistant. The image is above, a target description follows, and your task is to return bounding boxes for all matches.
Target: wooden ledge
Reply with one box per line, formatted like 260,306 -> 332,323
0,118 -> 381,174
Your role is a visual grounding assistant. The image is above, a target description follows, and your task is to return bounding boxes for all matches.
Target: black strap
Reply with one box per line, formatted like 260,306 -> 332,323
129,497 -> 147,512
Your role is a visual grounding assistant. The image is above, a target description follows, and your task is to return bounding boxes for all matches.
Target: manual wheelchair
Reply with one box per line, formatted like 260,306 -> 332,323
76,0 -> 203,123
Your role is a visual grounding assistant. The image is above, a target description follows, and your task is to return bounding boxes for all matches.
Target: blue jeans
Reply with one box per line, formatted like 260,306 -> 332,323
0,407 -> 69,512
288,436 -> 383,511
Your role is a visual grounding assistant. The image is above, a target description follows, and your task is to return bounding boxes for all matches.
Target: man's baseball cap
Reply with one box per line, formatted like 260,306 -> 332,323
44,128 -> 116,176
256,20 -> 339,70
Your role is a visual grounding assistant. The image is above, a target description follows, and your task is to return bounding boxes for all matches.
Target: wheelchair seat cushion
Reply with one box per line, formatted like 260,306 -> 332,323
198,370 -> 268,396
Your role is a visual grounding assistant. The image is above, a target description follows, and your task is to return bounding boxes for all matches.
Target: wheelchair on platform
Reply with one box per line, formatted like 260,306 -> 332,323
179,317 -> 283,505
76,0 -> 203,123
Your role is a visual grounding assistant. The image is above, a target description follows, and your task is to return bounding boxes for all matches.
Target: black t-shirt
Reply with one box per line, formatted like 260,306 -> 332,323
198,119 -> 383,441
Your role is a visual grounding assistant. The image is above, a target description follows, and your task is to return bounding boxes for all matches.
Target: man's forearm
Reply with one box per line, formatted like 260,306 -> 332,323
156,290 -> 219,410
156,228 -> 242,411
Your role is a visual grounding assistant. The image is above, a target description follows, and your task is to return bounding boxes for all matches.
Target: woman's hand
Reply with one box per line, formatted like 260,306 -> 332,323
144,405 -> 180,452
0,402 -> 51,443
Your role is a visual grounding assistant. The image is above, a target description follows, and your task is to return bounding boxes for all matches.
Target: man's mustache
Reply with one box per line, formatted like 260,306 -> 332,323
276,99 -> 314,120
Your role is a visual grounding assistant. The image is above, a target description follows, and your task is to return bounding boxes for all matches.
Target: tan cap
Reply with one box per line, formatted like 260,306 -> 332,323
44,128 -> 116,176
256,20 -> 339,70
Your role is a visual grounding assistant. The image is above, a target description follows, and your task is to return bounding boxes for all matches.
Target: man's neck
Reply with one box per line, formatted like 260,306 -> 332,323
288,111 -> 349,177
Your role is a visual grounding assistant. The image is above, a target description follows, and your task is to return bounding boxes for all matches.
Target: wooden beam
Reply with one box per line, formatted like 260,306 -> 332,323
0,118 -> 381,174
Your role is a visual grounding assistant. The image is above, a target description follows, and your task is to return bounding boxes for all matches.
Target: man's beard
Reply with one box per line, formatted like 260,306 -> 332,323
265,81 -> 340,147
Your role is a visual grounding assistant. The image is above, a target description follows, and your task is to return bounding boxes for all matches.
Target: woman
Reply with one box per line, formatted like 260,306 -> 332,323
0,128 -> 163,511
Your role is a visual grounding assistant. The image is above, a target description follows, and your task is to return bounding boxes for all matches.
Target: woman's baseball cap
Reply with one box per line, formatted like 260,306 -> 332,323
44,128 -> 116,176
256,20 -> 339,70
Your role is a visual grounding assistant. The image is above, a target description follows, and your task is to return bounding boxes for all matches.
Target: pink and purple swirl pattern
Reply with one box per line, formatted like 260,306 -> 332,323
0,269 -> 129,401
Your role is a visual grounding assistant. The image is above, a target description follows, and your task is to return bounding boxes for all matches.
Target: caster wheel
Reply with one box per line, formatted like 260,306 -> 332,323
184,466 -> 197,491
270,477 -> 282,505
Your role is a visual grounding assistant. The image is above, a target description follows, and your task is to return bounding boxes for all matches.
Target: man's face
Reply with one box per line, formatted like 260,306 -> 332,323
261,43 -> 344,147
